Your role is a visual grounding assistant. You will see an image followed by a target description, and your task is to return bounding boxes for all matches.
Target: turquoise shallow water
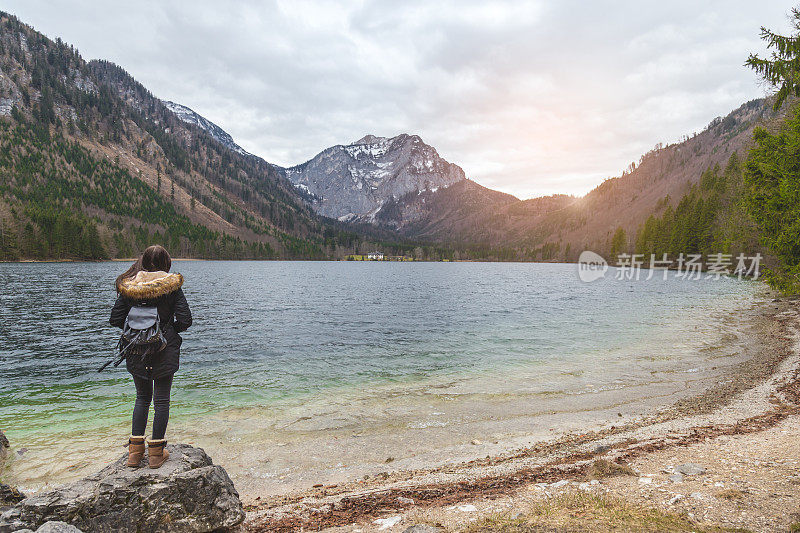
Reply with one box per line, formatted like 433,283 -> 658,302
0,260 -> 758,445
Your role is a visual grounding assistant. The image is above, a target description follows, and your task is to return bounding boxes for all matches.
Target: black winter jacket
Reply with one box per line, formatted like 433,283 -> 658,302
110,271 -> 192,379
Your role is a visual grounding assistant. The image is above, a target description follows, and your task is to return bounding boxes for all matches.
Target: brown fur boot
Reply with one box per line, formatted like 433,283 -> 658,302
127,436 -> 146,468
147,439 -> 169,469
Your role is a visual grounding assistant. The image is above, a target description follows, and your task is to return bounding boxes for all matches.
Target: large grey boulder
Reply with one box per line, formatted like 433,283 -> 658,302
0,444 -> 244,533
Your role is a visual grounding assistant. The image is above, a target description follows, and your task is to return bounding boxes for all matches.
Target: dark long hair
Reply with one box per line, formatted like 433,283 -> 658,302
116,245 -> 172,292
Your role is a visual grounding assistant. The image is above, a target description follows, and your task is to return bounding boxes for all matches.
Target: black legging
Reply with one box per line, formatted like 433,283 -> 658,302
132,375 -> 173,440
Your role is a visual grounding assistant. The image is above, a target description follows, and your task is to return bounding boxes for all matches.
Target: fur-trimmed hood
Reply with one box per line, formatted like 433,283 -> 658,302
118,271 -> 184,300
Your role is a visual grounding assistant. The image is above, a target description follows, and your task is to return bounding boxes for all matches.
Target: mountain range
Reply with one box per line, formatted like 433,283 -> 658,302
0,12 -> 778,262
184,94 -> 772,259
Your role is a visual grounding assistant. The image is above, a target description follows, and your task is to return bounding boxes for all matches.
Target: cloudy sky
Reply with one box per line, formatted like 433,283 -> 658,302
2,1 -> 792,198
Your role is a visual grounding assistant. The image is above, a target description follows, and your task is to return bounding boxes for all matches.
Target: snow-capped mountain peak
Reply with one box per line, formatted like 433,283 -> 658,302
162,100 -> 249,157
280,133 -> 465,220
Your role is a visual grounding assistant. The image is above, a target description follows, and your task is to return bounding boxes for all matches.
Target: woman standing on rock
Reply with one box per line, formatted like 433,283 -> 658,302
110,245 -> 192,468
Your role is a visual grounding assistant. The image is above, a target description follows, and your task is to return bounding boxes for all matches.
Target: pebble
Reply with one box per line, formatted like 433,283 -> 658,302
669,473 -> 684,483
398,496 -> 415,505
638,477 -> 653,485
674,463 -> 706,476
550,480 -> 570,489
374,515 -> 402,529
471,440 -> 481,445
456,504 -> 477,512
668,494 -> 684,505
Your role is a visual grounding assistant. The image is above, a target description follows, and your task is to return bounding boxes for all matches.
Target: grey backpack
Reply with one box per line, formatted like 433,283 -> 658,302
98,305 -> 167,372
122,305 -> 167,356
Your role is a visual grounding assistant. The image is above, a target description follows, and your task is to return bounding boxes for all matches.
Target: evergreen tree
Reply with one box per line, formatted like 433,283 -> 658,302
746,8 -> 800,111
744,6 -> 800,291
610,227 -> 626,257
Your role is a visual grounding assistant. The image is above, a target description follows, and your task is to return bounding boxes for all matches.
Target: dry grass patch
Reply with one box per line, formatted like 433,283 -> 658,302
586,459 -> 636,480
462,492 -> 751,533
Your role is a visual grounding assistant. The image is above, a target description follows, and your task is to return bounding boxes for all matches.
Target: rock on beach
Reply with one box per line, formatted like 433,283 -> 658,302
0,444 -> 244,533
0,430 -> 8,467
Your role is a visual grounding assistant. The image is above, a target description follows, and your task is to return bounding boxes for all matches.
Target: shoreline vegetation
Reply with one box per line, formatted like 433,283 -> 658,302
234,295 -> 800,532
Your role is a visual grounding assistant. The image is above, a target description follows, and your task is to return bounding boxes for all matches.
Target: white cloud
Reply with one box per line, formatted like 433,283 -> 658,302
1,0 -> 792,198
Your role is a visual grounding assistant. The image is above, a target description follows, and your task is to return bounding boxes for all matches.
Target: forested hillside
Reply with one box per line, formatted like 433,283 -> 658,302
0,13 -> 443,261
632,153 -> 760,259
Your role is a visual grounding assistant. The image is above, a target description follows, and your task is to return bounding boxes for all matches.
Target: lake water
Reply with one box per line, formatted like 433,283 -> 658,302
0,261 -> 762,494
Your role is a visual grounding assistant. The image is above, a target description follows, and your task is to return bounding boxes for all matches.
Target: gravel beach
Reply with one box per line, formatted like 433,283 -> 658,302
239,296 -> 800,532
